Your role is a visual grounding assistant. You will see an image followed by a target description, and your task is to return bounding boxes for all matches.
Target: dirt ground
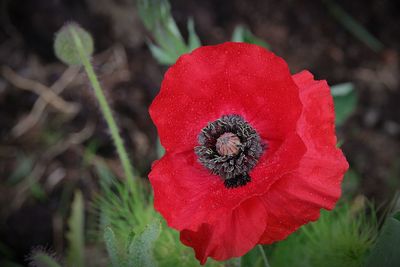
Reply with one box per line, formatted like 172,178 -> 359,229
0,0 -> 399,263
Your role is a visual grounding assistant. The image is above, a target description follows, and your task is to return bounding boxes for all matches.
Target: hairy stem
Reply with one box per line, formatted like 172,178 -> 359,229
70,27 -> 138,196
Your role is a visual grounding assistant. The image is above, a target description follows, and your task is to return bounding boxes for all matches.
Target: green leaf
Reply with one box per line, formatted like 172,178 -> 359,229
147,42 -> 177,65
29,252 -> 62,267
164,16 -> 186,51
331,82 -> 357,126
240,246 -> 264,267
187,18 -> 201,51
364,212 -> 400,267
127,220 -> 161,267
66,191 -> 85,267
138,0 -> 190,65
341,169 -> 361,198
232,25 -> 245,42
232,25 -> 270,49
104,227 -> 121,267
29,179 -> 47,201
7,154 -> 33,185
156,137 -> 165,158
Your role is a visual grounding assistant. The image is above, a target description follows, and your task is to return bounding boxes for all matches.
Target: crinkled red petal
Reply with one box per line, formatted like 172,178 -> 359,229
149,131 -> 305,232
258,70 -> 349,244
180,196 -> 268,264
149,42 -> 302,154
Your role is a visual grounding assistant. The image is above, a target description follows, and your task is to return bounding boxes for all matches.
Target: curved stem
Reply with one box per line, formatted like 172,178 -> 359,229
258,245 -> 271,267
70,27 -> 138,198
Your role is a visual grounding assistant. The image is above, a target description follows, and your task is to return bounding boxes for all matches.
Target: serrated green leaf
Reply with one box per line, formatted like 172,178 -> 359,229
232,25 -> 270,49
127,220 -> 161,267
364,212 -> 400,267
331,82 -> 357,126
104,227 -> 121,267
66,191 -> 84,267
187,18 -> 201,51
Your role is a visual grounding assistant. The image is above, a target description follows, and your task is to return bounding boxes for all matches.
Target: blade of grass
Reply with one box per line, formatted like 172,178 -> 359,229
323,0 -> 384,52
66,191 -> 84,267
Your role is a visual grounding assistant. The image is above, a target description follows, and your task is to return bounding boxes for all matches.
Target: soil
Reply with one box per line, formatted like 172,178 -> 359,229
0,0 -> 399,264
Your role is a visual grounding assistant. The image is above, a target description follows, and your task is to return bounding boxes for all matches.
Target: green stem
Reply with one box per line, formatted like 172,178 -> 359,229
258,245 -> 271,267
70,27 -> 137,196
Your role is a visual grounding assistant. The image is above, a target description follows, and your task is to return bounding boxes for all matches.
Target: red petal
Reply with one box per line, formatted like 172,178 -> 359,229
258,70 -> 349,243
149,132 -> 305,233
149,42 -> 302,153
180,196 -> 268,264
149,151 -> 221,231
249,132 -> 305,190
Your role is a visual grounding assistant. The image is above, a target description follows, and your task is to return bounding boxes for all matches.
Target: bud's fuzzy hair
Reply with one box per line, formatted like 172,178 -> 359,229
27,245 -> 62,267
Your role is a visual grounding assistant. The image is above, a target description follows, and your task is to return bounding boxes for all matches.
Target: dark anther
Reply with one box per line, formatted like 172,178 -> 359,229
224,174 -> 251,189
194,114 -> 265,189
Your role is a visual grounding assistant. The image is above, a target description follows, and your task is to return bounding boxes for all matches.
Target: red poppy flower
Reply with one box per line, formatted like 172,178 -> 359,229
149,42 -> 348,264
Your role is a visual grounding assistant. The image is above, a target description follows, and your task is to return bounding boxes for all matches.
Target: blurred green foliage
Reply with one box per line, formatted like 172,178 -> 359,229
103,227 -> 120,267
364,212 -> 400,267
240,246 -> 264,267
93,161 -> 223,267
7,154 -> 33,185
66,191 -> 85,267
232,25 -> 270,49
127,220 -> 161,267
331,82 -> 357,126
270,202 -> 378,267
94,163 -> 239,266
137,0 -> 201,65
323,0 -> 384,52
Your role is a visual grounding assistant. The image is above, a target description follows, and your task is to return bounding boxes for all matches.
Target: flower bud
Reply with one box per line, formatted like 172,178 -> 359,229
54,22 -> 94,65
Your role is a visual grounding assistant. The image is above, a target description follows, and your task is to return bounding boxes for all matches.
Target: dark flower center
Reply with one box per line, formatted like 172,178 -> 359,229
194,114 -> 265,189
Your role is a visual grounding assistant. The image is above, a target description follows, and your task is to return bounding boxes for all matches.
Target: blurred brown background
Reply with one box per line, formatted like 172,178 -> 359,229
0,0 -> 399,264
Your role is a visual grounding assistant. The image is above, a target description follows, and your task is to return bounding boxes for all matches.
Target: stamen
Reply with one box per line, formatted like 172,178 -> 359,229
194,114 -> 265,189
